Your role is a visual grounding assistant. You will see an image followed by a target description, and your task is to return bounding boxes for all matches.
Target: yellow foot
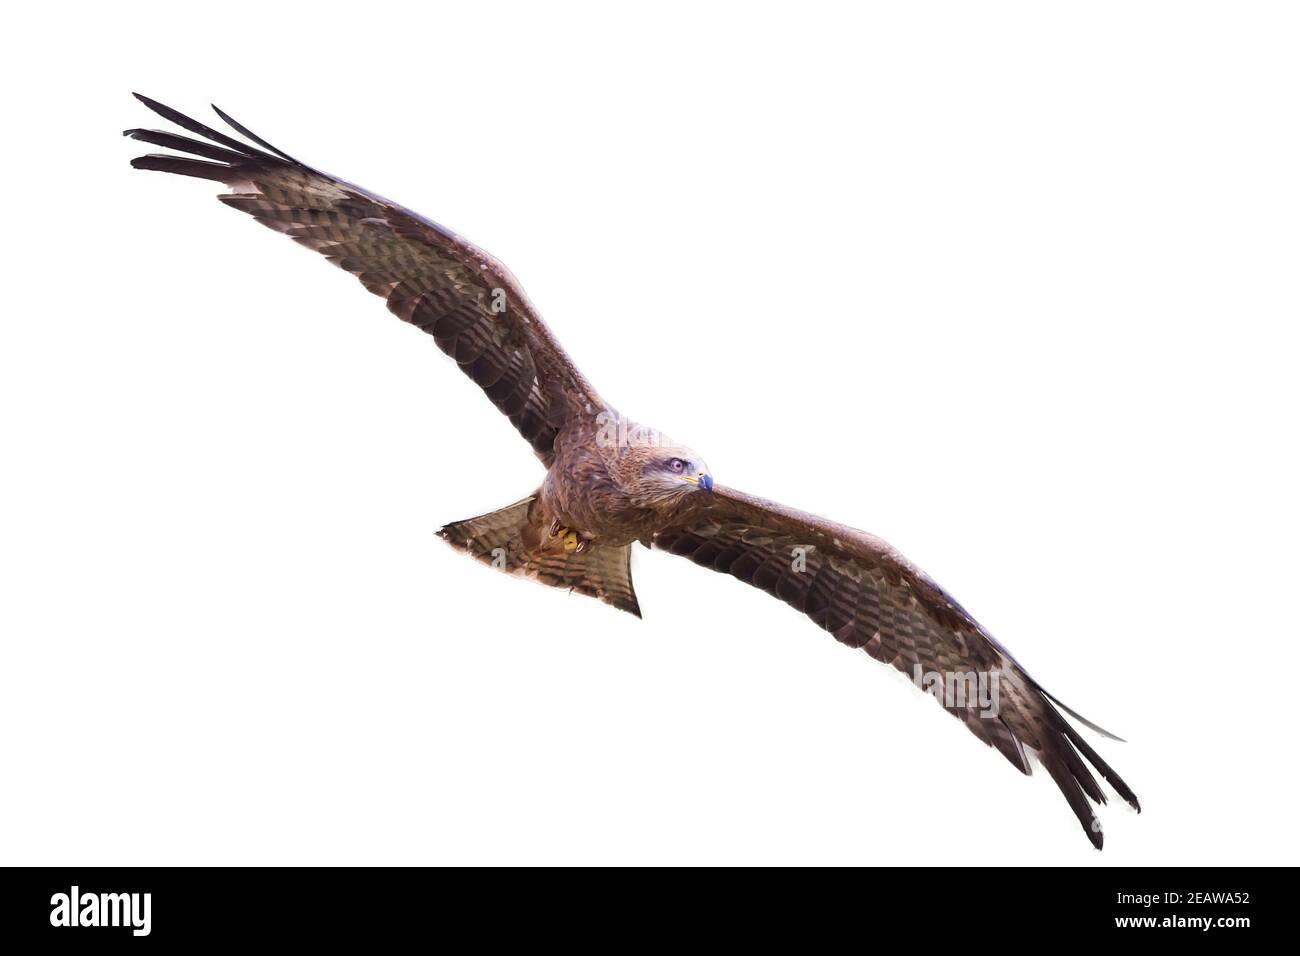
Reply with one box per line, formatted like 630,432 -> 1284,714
550,523 -> 590,554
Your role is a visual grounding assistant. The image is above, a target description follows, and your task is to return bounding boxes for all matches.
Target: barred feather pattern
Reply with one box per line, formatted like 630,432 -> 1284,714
654,485 -> 1140,848
125,95 -> 597,465
438,496 -> 640,617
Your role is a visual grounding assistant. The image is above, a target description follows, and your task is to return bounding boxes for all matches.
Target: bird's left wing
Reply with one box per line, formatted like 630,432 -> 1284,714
652,484 -> 1139,848
125,95 -> 600,466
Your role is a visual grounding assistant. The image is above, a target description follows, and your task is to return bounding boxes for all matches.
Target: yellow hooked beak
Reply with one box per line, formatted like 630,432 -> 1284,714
680,472 -> 714,491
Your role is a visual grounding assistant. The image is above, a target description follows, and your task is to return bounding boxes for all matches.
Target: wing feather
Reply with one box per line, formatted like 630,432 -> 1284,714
654,484 -> 1139,848
125,94 -> 600,465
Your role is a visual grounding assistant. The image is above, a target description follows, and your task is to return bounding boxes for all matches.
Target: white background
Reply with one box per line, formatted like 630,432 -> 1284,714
2,2 -> 1297,866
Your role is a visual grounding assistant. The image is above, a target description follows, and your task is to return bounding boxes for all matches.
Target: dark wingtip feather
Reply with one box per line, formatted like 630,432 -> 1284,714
129,93 -> 276,161
1042,754 -> 1105,850
1041,688 -> 1127,742
125,127 -> 252,164
1060,718 -> 1141,812
1030,692 -> 1140,847
211,103 -> 304,166
130,154 -> 232,182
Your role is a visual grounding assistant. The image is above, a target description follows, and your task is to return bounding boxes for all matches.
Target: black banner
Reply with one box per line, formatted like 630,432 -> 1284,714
0,866 -> 1279,944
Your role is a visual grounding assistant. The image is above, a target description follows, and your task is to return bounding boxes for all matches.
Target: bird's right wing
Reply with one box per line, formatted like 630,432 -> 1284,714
125,94 -> 601,465
653,484 -> 1139,848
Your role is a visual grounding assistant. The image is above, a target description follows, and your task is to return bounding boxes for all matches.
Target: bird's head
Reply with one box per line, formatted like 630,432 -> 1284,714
629,444 -> 713,503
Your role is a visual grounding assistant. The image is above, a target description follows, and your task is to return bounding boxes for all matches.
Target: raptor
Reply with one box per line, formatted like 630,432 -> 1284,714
125,95 -> 1140,848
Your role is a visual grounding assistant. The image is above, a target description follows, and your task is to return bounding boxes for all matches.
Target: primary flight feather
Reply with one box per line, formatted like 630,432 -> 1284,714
125,94 -> 1139,848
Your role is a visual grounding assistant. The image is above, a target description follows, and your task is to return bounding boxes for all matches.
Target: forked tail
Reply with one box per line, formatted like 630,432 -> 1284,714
437,496 -> 641,617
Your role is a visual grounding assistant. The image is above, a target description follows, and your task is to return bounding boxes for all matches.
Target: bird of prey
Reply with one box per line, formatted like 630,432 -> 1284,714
125,94 -> 1139,848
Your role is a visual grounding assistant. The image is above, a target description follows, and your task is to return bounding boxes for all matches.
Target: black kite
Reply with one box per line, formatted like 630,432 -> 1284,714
125,95 -> 1139,849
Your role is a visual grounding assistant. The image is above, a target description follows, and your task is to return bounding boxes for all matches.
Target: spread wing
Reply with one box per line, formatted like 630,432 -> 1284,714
125,94 -> 599,465
653,485 -> 1139,848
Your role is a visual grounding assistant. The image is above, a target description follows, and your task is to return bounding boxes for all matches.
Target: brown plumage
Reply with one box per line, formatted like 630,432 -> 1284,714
125,95 -> 1139,849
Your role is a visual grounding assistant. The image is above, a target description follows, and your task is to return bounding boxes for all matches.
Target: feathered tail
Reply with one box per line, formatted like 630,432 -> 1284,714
438,496 -> 641,618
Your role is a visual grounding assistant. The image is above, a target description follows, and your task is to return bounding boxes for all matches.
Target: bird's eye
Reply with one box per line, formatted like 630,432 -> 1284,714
668,457 -> 686,473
